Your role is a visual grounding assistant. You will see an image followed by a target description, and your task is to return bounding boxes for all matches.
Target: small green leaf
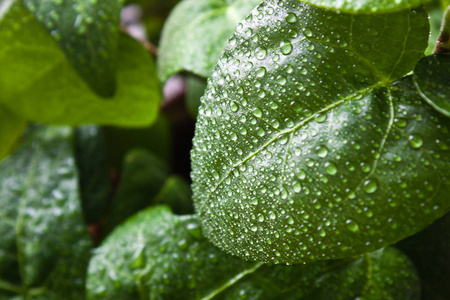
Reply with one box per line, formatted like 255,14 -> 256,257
153,176 -> 194,215
87,206 -> 419,299
0,106 -> 26,160
103,149 -> 169,235
413,54 -> 450,117
22,0 -> 122,97
157,0 -> 262,82
302,0 -> 428,13
191,1 -> 449,264
75,126 -> 112,224
0,0 -> 160,126
0,126 -> 92,299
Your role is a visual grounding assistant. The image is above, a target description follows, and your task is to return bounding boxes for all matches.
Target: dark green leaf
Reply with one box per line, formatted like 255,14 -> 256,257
302,0 -> 428,13
0,106 -> 26,160
104,116 -> 172,169
87,206 -> 419,299
186,75 -> 208,118
0,0 -> 160,126
157,0 -> 262,82
152,176 -> 194,215
103,149 -> 169,235
75,126 -> 112,224
191,1 -> 449,264
0,126 -> 92,299
413,54 -> 450,117
397,211 -> 450,300
22,0 -> 122,97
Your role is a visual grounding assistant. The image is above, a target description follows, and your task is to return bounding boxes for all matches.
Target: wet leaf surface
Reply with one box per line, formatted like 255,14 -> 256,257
302,0 -> 428,13
413,54 -> 450,118
191,0 -> 450,264
87,206 -> 419,299
0,126 -> 92,299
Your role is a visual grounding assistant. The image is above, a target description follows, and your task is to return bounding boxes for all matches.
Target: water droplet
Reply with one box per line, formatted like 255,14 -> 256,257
255,47 -> 267,60
293,181 -> 302,193
303,27 -> 313,37
316,145 -> 328,158
286,12 -> 297,23
250,225 -> 258,232
408,134 -> 423,149
346,219 -> 359,232
256,67 -> 266,78
230,102 -> 239,112
280,41 -> 293,55
363,179 -> 378,194
315,113 -> 327,123
324,162 -> 337,176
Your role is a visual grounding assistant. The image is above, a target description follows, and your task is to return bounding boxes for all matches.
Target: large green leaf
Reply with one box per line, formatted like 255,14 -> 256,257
413,54 -> 450,118
301,0 -> 429,13
157,0 -> 262,82
191,0 -> 450,264
0,106 -> 26,160
22,0 -> 122,97
0,126 -> 92,299
0,0 -> 160,126
87,206 -> 419,299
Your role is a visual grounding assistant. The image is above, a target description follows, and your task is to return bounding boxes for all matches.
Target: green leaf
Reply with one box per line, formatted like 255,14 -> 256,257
157,0 -> 262,82
0,106 -> 26,160
22,0 -> 122,97
301,0 -> 428,13
87,206 -> 419,299
191,1 -> 450,264
103,149 -> 169,235
396,211 -> 450,300
0,0 -> 160,126
413,54 -> 450,117
75,125 -> 112,224
153,176 -> 194,215
0,126 -> 92,299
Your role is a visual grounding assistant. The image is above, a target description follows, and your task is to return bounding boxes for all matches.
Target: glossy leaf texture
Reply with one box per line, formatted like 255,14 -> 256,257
301,0 -> 428,13
0,126 -> 92,299
157,0 -> 262,82
0,0 -> 160,126
0,106 -> 26,160
22,0 -> 122,97
191,0 -> 450,264
413,54 -> 450,118
87,206 -> 419,300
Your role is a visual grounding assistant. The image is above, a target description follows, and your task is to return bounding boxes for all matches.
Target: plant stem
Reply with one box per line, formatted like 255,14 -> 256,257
435,5 -> 450,54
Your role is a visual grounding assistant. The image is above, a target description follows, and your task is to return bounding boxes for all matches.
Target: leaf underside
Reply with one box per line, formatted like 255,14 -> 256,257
191,0 -> 450,264
87,206 -> 419,299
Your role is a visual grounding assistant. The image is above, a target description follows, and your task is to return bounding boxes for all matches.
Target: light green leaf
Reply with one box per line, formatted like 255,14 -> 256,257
413,54 -> 450,117
191,0 -> 450,264
157,0 -> 262,82
103,149 -> 169,236
0,126 -> 92,299
22,0 -> 123,97
302,0 -> 428,13
0,106 -> 26,160
0,0 -> 160,126
86,206 -> 419,299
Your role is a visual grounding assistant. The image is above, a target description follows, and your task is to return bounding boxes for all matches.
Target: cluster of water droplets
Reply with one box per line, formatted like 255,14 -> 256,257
191,0 -> 450,264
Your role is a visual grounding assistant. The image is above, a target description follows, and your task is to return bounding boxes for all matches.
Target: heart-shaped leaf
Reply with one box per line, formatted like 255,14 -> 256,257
0,0 -> 160,126
157,0 -> 262,82
22,0 -> 122,97
87,206 -> 419,299
191,0 -> 450,264
0,126 -> 92,299
413,54 -> 450,118
301,0 -> 429,13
